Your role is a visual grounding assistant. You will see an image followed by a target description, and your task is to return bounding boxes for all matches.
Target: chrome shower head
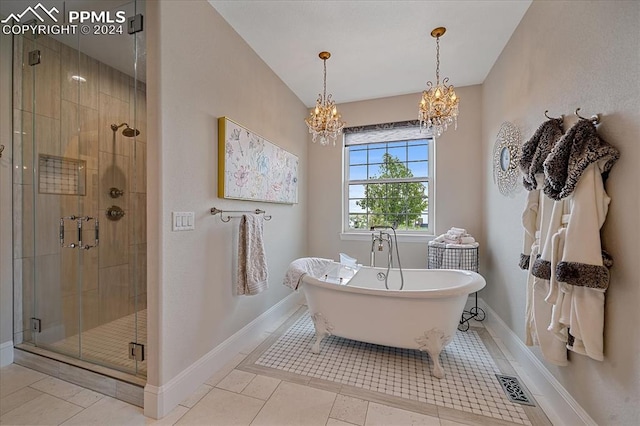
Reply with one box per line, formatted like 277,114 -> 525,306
110,123 -> 140,137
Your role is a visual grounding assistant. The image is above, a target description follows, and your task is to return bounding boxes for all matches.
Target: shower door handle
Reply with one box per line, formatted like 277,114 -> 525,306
59,216 -> 99,250
60,216 -> 79,249
76,217 -> 83,248
81,217 -> 99,250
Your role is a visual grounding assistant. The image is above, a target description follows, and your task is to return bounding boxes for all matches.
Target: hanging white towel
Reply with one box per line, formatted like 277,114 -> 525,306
237,214 -> 268,295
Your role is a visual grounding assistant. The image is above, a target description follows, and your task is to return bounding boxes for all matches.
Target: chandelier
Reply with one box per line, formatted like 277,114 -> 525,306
418,27 -> 459,138
305,51 -> 345,146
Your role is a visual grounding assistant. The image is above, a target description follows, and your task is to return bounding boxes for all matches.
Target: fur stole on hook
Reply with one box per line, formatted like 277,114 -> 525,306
543,119 -> 619,200
519,118 -> 564,191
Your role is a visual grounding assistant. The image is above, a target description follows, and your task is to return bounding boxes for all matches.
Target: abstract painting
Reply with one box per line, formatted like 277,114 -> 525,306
218,117 -> 298,204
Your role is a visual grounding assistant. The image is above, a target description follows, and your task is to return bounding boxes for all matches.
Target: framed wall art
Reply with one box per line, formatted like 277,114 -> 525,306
218,117 -> 298,204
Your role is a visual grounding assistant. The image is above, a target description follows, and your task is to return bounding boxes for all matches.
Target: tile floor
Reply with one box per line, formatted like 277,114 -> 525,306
0,304 -> 554,426
50,309 -> 147,376
253,311 -> 531,424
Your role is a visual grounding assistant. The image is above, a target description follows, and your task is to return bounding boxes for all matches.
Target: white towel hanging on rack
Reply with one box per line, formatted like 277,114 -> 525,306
236,214 -> 268,295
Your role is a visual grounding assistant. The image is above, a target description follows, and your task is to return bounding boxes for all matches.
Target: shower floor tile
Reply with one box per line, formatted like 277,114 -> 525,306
243,308 -> 536,425
49,309 -> 147,377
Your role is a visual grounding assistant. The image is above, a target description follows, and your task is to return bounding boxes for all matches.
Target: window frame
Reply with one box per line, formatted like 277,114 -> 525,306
342,124 -> 435,238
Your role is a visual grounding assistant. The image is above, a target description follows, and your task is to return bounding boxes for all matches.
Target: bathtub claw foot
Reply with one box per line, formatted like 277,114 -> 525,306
431,356 -> 445,379
310,312 -> 334,354
416,329 -> 451,379
311,331 -> 329,354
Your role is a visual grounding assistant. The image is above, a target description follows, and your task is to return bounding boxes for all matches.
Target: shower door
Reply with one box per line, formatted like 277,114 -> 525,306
14,0 -> 146,377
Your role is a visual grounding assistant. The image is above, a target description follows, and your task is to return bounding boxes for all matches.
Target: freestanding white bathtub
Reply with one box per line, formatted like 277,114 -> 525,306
301,262 -> 486,378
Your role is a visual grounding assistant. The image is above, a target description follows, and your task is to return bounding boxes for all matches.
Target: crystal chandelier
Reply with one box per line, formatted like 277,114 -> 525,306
418,27 -> 459,138
305,51 -> 345,146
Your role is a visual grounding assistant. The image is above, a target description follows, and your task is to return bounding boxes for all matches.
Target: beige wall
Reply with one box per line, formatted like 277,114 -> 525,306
481,1 -> 640,424
147,0 -> 308,387
308,86 -> 484,269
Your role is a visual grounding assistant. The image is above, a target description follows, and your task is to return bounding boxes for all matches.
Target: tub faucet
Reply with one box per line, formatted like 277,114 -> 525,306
370,230 -> 392,266
370,224 -> 396,231
369,225 -> 404,290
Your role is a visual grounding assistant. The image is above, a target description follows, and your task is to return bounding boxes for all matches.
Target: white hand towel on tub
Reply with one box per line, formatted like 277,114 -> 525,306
237,214 -> 268,295
283,257 -> 334,290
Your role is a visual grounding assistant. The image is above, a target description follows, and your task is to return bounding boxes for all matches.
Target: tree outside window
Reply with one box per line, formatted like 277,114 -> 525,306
355,153 -> 427,230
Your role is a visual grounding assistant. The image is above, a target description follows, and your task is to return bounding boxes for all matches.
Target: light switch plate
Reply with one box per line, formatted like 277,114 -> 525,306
172,212 -> 195,231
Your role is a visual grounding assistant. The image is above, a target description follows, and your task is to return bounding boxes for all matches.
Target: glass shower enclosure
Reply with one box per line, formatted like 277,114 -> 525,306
12,0 -> 147,377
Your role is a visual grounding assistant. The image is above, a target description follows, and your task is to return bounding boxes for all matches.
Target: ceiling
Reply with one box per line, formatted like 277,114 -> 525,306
209,0 -> 532,107
2,1 -> 531,106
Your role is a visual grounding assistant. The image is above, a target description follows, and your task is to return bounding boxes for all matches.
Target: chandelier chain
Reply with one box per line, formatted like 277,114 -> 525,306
323,58 -> 327,101
435,36 -> 440,86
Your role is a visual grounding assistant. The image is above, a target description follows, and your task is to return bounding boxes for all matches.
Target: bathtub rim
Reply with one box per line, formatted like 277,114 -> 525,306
302,266 -> 486,299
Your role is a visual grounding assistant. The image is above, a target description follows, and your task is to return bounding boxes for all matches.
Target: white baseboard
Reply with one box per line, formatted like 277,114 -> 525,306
144,292 -> 303,419
0,340 -> 14,367
478,298 -> 597,426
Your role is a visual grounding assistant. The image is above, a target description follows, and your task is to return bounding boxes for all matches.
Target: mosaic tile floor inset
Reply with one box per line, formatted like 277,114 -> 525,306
255,311 -> 532,425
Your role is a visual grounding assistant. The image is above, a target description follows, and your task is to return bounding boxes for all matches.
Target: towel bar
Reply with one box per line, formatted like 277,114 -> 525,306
210,207 -> 272,222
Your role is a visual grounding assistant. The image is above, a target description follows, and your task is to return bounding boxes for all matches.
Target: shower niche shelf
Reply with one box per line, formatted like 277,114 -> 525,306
38,154 -> 86,196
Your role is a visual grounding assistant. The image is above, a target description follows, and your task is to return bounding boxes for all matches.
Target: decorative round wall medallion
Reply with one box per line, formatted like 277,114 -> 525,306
493,122 -> 522,197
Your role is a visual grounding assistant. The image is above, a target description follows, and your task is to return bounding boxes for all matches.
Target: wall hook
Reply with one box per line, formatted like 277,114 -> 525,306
544,110 -> 562,120
0,144 -> 4,158
575,108 -> 600,124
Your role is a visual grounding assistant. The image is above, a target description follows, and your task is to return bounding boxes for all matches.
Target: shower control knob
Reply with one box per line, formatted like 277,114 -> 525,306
106,206 -> 125,221
109,187 -> 124,198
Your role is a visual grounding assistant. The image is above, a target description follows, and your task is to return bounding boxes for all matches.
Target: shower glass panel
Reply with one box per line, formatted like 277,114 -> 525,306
14,0 -> 146,377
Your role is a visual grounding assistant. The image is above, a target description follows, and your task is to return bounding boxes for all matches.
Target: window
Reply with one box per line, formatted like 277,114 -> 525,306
344,121 -> 434,234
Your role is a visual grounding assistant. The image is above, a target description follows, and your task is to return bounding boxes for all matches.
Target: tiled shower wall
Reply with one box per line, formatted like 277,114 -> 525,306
12,33 -> 146,354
